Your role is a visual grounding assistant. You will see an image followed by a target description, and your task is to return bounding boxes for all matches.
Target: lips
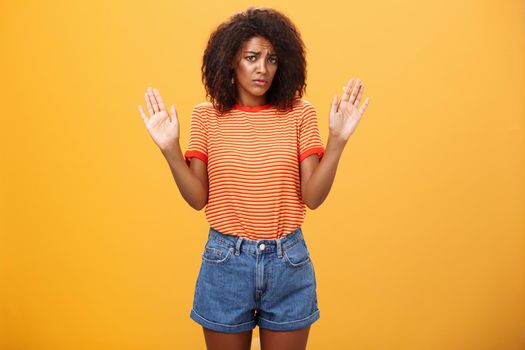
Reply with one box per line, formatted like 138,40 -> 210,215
253,79 -> 267,83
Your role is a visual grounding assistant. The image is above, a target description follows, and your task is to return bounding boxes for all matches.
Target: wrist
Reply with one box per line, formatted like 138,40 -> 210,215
160,140 -> 182,157
327,134 -> 347,150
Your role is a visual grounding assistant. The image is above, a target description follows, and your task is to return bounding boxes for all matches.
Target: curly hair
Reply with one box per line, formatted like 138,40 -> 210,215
201,6 -> 307,115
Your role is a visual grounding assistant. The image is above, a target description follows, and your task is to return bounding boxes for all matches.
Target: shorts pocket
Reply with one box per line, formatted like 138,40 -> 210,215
202,240 -> 234,264
282,239 -> 311,268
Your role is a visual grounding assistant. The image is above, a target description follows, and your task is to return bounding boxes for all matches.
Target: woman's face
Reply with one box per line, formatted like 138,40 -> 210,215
231,36 -> 278,106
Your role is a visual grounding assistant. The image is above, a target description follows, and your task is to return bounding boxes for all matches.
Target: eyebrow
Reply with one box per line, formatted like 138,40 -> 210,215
244,51 -> 277,56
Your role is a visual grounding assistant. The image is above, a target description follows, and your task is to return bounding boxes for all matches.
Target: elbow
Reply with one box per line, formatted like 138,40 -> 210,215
191,204 -> 201,211
190,190 -> 208,211
302,190 -> 319,210
306,201 -> 320,210
191,203 -> 205,211
303,196 -> 320,210
192,201 -> 206,211
193,197 -> 208,211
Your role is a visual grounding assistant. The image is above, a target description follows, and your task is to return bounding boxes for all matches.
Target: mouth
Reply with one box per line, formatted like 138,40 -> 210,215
253,79 -> 268,86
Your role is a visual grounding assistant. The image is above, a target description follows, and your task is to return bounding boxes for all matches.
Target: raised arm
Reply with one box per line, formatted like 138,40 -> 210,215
138,87 -> 208,210
301,78 -> 371,209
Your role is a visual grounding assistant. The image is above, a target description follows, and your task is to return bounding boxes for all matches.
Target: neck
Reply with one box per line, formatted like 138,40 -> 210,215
236,93 -> 266,107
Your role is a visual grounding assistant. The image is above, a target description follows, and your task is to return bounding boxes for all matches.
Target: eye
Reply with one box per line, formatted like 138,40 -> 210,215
269,57 -> 278,64
246,56 -> 256,62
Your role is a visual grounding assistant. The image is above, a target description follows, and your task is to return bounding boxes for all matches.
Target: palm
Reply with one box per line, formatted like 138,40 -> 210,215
138,87 -> 180,151
329,78 -> 370,142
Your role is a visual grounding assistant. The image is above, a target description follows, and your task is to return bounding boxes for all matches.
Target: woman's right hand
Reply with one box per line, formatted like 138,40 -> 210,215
138,87 -> 180,151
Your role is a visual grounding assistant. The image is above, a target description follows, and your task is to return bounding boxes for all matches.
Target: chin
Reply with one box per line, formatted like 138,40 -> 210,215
251,90 -> 267,96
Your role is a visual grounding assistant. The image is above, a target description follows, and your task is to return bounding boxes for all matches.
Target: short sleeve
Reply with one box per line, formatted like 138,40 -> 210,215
184,105 -> 208,166
298,101 -> 325,162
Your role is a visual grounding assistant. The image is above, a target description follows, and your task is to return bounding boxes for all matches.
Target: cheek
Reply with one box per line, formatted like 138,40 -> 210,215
270,66 -> 278,79
237,63 -> 251,77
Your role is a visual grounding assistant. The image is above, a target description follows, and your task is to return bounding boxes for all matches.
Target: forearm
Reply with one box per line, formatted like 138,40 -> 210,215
160,142 -> 208,210
302,137 -> 346,209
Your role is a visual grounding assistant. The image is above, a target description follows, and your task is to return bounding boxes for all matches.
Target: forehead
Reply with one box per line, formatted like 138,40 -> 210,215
240,36 -> 275,53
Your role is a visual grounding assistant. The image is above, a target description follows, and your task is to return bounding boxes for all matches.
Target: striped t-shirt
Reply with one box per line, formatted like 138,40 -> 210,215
184,99 -> 325,240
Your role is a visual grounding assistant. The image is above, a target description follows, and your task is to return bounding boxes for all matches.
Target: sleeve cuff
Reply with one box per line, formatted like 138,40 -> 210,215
184,150 -> 208,166
299,147 -> 325,163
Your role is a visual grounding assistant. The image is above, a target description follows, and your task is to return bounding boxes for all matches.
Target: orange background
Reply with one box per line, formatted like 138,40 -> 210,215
1,1 -> 524,349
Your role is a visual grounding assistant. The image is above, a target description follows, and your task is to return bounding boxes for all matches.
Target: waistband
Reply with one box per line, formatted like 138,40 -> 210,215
207,226 -> 304,257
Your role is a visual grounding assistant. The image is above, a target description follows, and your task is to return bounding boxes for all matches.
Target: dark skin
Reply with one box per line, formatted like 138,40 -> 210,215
203,325 -> 311,350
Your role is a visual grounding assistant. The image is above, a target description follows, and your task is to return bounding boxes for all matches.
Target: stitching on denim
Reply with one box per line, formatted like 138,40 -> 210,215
282,237 -> 302,250
258,309 -> 320,325
209,228 -> 304,250
191,308 -> 256,327
283,250 -> 311,267
209,235 -> 235,249
205,247 -> 223,257
202,247 -> 233,264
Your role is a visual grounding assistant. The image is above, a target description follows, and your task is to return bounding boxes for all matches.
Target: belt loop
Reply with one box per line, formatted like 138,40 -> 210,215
235,236 -> 243,256
276,237 -> 283,258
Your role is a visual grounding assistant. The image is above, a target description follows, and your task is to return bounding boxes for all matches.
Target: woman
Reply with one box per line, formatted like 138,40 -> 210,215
138,6 -> 370,350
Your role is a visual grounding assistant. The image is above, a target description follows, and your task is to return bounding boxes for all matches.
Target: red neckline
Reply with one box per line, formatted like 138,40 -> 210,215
232,104 -> 273,112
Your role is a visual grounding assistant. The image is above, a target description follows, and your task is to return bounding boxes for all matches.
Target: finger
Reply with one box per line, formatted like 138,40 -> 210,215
138,105 -> 148,121
330,95 -> 338,115
170,104 -> 177,118
147,87 -> 160,113
168,104 -> 175,122
341,78 -> 354,103
153,88 -> 167,112
358,97 -> 370,115
350,78 -> 361,105
354,84 -> 364,106
145,92 -> 154,117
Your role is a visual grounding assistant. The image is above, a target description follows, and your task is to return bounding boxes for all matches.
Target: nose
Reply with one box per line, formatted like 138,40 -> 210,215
257,59 -> 267,74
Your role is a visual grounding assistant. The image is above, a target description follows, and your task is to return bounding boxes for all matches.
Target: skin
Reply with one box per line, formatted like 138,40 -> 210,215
203,326 -> 311,350
138,35 -> 371,350
230,36 -> 278,107
300,77 -> 371,210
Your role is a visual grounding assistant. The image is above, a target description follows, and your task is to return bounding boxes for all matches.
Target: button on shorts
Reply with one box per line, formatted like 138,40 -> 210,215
189,226 -> 320,333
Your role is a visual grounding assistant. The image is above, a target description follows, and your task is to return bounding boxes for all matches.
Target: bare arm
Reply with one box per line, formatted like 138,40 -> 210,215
301,77 -> 371,209
160,143 -> 208,211
301,138 -> 345,210
138,87 -> 208,211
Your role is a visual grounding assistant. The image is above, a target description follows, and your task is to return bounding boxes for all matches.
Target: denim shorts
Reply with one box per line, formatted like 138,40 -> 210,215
189,226 -> 320,333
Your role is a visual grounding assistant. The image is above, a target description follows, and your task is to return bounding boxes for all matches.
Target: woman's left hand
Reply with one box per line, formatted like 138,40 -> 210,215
329,78 -> 371,143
